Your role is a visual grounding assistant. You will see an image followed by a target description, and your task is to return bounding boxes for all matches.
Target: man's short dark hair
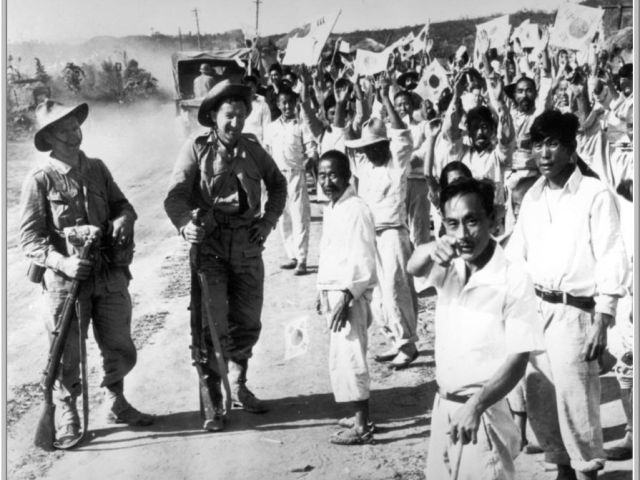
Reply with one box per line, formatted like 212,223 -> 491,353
269,63 -> 282,74
440,177 -> 495,217
516,76 -> 537,94
277,87 -> 298,102
393,90 -> 413,105
319,149 -> 351,180
437,88 -> 453,114
439,161 -> 472,190
323,94 -> 336,113
284,71 -> 298,83
465,106 -> 496,132
618,63 -> 632,80
530,110 -> 580,150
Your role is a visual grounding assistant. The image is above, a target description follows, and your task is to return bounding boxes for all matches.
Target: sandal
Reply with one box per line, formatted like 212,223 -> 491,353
336,417 -> 376,432
329,427 -> 374,445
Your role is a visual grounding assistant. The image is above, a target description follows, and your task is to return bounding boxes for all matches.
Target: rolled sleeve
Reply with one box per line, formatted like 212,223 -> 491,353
388,128 -> 413,170
590,190 -> 629,316
504,264 -> 546,355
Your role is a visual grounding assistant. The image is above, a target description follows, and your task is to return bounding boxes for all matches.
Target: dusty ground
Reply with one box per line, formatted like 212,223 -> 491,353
5,101 -> 632,479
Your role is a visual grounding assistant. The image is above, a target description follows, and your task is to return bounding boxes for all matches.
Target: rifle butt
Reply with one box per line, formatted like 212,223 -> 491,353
33,402 -> 56,451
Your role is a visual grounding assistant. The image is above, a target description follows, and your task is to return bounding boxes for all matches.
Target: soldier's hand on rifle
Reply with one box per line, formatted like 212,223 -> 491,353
58,256 -> 93,280
248,218 -> 270,245
182,221 -> 205,244
111,214 -> 134,246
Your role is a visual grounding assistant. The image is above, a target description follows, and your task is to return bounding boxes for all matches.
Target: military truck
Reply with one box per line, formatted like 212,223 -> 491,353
172,49 -> 250,134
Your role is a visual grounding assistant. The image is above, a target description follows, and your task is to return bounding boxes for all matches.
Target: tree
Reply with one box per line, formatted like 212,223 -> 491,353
34,58 -> 50,83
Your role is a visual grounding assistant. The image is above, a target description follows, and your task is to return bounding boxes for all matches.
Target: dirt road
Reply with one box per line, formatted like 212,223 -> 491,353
5,101 -> 632,480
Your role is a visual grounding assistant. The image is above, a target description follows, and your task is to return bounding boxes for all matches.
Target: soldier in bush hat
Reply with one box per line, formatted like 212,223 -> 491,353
165,80 -> 287,430
20,100 -> 154,447
193,62 -> 215,98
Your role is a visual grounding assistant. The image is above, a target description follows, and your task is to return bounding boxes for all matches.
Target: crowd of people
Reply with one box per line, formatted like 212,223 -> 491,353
19,19 -> 633,480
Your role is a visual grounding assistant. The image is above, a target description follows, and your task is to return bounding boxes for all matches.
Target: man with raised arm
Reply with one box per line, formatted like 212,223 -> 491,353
408,177 -> 544,480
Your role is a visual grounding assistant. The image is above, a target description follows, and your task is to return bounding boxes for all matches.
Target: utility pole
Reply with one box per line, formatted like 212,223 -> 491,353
178,27 -> 183,50
192,8 -> 202,49
254,0 -> 261,40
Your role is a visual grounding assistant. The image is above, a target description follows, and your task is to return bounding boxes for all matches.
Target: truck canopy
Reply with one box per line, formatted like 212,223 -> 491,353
172,49 -> 250,100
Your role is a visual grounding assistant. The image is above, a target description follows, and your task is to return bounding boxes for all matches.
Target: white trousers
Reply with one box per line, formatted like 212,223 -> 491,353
525,302 -> 605,472
278,168 -> 310,263
372,227 -> 418,349
425,395 -> 520,480
322,290 -> 372,402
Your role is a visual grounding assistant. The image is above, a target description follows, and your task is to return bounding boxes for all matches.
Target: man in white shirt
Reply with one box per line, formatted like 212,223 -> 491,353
242,75 -> 272,145
408,177 -> 545,480
506,111 -> 629,480
442,75 -> 516,234
345,74 -> 419,370
393,90 -> 431,247
264,85 -> 321,275
316,149 -> 377,445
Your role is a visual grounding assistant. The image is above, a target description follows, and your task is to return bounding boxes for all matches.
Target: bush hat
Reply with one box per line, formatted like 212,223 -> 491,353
34,100 -> 88,152
197,80 -> 252,127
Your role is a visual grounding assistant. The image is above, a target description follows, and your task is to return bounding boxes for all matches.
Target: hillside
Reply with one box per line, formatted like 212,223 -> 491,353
7,1 -> 633,91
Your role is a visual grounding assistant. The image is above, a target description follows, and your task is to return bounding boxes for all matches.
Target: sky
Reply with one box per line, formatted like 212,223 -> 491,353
7,0 -> 574,44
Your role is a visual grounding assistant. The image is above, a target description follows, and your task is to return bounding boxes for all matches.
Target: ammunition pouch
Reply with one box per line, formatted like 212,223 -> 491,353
27,262 -> 46,284
103,239 -> 135,268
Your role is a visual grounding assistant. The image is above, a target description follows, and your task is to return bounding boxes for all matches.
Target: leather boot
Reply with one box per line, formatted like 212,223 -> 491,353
228,359 -> 268,414
55,396 -> 81,446
202,373 -> 225,432
105,379 -> 154,426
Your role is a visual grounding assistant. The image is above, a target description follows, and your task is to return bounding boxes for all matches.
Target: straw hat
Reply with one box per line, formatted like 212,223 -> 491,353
33,100 -> 88,152
344,118 -> 390,149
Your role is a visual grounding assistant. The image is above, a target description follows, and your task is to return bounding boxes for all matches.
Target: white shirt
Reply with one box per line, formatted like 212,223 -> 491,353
506,167 -> 629,317
317,126 -> 349,156
605,95 -> 633,145
404,116 -> 428,179
317,185 -> 377,299
350,128 -> 413,229
448,141 -> 510,206
243,95 -> 272,144
424,244 -> 545,395
263,116 -> 314,170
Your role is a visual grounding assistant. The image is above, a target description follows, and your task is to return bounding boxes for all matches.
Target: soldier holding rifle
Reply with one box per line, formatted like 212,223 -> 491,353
20,100 -> 153,449
164,80 -> 287,431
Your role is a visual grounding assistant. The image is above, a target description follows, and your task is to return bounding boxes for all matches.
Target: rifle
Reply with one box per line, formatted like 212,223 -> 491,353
189,209 -> 231,423
34,224 -> 101,451
189,217 -> 219,426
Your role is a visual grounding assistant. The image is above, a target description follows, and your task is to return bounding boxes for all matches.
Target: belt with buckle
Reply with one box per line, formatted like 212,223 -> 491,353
212,210 -> 253,229
534,287 -> 595,310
